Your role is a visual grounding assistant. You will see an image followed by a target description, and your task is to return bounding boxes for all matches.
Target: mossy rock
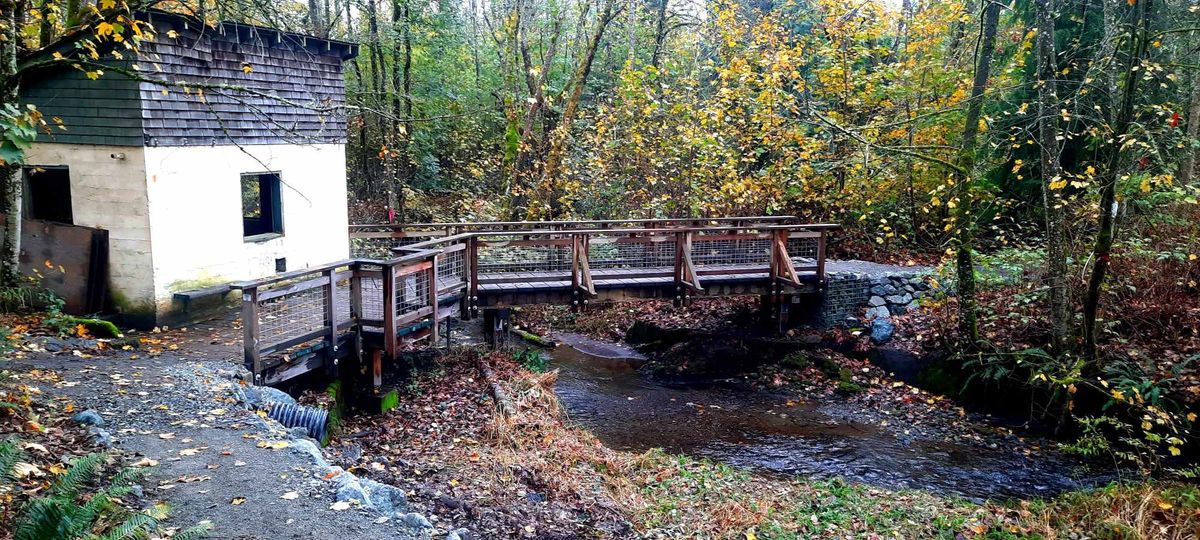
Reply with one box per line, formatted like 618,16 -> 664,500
836,380 -> 864,395
780,352 -> 811,370
64,317 -> 122,338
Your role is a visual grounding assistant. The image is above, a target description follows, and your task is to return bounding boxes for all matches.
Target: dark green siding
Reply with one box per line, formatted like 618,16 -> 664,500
21,63 -> 145,147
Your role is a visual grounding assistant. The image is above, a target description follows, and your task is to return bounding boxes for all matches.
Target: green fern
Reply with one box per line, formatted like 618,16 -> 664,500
50,452 -> 105,499
0,438 -> 23,481
171,522 -> 214,540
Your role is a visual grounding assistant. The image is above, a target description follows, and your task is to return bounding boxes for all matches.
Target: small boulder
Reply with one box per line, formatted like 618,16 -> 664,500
88,427 -> 113,448
885,293 -> 912,305
401,512 -> 433,529
362,478 -> 409,516
870,318 -> 895,344
865,306 -> 890,320
72,409 -> 105,427
868,296 -> 887,307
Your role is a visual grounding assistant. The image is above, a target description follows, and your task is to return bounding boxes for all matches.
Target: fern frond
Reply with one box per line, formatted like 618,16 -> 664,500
169,521 -> 213,540
51,452 -> 106,499
0,438 -> 24,483
97,511 -> 156,540
109,467 -> 146,488
14,496 -> 73,540
71,489 -> 115,537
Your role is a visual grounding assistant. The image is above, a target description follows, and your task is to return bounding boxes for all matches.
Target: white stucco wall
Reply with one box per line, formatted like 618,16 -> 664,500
142,143 -> 350,316
24,143 -> 157,317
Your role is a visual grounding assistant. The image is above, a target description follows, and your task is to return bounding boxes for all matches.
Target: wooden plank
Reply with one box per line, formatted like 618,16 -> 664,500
324,268 -> 338,354
382,261 -> 397,361
429,254 -> 440,344
242,287 -> 261,379
394,260 -> 434,277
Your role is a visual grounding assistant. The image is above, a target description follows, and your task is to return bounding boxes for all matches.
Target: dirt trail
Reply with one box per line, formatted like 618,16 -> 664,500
6,348 -> 440,540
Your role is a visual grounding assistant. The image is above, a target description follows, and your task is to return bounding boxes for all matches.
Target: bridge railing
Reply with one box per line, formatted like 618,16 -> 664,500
236,220 -> 837,386
348,216 -> 799,258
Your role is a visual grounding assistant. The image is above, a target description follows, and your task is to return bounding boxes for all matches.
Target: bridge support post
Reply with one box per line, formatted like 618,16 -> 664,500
482,308 -> 510,349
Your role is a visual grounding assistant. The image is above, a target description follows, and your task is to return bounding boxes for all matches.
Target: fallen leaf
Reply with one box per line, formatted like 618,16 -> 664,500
231,497 -> 247,505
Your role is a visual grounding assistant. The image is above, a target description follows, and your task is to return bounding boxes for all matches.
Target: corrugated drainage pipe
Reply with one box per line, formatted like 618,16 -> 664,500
265,402 -> 329,442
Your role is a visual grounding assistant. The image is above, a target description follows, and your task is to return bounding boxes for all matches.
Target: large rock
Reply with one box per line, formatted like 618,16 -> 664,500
870,318 -> 896,344
362,478 -> 409,517
885,293 -> 913,305
72,409 -> 105,427
868,296 -> 887,307
865,306 -> 891,320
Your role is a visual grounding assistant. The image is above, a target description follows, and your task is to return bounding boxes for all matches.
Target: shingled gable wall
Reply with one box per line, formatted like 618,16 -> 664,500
20,13 -> 357,326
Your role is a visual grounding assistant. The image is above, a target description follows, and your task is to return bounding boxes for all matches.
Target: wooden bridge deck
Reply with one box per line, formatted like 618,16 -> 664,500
232,218 -> 838,386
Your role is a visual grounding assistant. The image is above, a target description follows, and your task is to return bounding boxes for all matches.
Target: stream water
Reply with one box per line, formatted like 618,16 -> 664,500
547,333 -> 1099,501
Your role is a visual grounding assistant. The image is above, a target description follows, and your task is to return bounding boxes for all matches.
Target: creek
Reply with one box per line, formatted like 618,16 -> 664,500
547,332 -> 1101,501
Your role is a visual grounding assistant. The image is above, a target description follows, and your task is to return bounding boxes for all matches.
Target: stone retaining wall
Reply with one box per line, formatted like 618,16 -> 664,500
819,270 -> 939,342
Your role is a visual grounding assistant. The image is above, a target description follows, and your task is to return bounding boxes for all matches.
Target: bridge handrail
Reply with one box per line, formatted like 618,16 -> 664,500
237,219 -> 839,386
348,215 -> 798,232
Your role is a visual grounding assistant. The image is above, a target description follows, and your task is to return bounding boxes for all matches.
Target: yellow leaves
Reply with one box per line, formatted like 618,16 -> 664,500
1049,176 -> 1068,190
231,496 -> 247,505
1140,177 -> 1152,193
1158,500 -> 1174,510
1169,446 -> 1181,456
1188,412 -> 1198,422
257,440 -> 289,450
242,63 -> 253,74
96,22 -> 115,38
167,29 -> 180,39
99,0 -> 116,8
745,531 -> 757,540
1111,389 -> 1125,402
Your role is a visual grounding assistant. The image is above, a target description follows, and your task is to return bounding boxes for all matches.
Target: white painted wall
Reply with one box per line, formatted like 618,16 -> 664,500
143,143 -> 350,317
24,143 -> 157,318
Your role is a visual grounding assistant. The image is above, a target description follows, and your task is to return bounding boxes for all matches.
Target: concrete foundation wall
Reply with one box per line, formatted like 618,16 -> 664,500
143,144 -> 350,320
24,143 -> 156,320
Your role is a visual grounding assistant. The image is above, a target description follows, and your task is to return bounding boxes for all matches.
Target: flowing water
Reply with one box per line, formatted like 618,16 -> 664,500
547,333 -> 1100,501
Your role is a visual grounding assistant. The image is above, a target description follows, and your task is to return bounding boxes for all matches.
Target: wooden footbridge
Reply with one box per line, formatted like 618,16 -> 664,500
233,217 -> 838,386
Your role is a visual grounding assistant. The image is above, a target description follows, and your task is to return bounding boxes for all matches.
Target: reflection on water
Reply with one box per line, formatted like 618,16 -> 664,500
549,333 -> 1096,501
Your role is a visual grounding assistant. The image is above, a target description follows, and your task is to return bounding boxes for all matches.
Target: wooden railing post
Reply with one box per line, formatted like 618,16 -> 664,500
323,268 -> 338,354
468,236 -> 479,319
349,262 -> 363,360
429,253 -> 440,342
241,286 -> 261,382
673,231 -> 684,307
381,262 -> 397,365
816,229 -> 827,288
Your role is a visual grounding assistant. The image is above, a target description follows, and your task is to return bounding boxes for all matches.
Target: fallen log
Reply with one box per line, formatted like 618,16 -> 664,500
512,327 -> 559,348
476,355 -> 515,417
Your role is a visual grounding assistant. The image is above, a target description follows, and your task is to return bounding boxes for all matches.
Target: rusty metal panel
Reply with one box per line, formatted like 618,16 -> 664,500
1,216 -> 108,314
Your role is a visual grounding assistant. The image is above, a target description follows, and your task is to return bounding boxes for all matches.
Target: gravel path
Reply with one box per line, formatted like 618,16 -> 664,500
7,351 -> 439,540
825,259 -> 934,276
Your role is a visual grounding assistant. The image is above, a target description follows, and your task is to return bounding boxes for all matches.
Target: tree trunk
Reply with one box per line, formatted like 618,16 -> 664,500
309,0 -> 327,36
1,0 -> 23,287
1083,0 -> 1151,359
650,0 -> 668,68
539,0 -> 618,213
1035,0 -> 1071,353
1180,69 -> 1200,185
952,0 -> 1001,347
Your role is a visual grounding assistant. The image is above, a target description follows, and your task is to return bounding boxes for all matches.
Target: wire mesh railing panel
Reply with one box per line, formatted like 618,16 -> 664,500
258,285 -> 328,348
334,276 -> 352,327
395,268 -> 432,315
476,244 -> 573,274
359,275 -> 384,322
587,238 -> 676,270
787,236 -> 820,264
437,249 -> 466,287
690,237 -> 771,268
349,236 -> 428,258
